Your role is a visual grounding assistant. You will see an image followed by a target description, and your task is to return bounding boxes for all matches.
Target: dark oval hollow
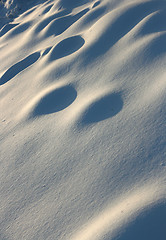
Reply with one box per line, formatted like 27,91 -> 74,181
81,92 -> 123,124
49,35 -> 85,61
93,1 -> 101,8
33,85 -> 77,116
0,52 -> 40,85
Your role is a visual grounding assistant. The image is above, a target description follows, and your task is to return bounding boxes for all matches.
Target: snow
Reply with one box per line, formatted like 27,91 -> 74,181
0,0 -> 166,239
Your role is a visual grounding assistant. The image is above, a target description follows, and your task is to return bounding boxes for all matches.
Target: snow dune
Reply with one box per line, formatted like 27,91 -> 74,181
0,0 -> 166,239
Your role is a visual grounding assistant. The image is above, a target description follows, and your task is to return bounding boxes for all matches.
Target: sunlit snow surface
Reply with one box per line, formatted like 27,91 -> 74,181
0,0 -> 166,239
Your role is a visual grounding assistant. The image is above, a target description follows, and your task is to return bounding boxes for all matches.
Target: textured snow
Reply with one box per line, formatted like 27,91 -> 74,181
0,0 -> 166,239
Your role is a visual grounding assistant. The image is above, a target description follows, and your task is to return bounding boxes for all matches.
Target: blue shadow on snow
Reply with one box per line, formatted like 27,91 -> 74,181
81,92 -> 123,124
0,52 -> 40,85
105,202 -> 166,240
32,85 -> 77,116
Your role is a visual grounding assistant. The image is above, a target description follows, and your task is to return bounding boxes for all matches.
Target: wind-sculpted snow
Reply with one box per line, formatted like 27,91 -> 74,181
0,52 -> 40,85
114,203 -> 166,240
79,92 -> 123,125
0,23 -> 19,37
0,0 -> 166,240
48,36 -> 85,61
19,84 -> 77,119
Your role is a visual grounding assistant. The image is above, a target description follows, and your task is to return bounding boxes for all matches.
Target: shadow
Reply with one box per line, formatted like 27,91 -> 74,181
21,7 -> 37,18
0,23 -> 19,37
32,85 -> 77,116
141,32 -> 166,63
5,22 -> 31,38
81,92 -> 123,124
58,0 -> 90,9
111,203 -> 166,240
0,52 -> 40,85
138,9 -> 166,36
44,8 -> 89,37
49,35 -> 85,61
41,4 -> 54,15
92,1 -> 101,8
80,6 -> 106,28
42,47 -> 52,56
81,1 -> 165,66
33,9 -> 71,34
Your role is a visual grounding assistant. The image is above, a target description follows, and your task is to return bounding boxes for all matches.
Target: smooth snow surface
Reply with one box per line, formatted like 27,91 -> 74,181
0,0 -> 166,239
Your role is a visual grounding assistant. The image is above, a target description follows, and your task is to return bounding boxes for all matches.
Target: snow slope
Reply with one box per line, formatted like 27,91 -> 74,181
0,0 -> 166,239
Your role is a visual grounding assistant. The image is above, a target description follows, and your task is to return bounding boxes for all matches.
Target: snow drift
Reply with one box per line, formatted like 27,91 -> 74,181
0,0 -> 166,239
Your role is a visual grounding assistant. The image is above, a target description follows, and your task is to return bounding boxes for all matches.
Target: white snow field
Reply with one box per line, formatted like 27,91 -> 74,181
0,0 -> 166,239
